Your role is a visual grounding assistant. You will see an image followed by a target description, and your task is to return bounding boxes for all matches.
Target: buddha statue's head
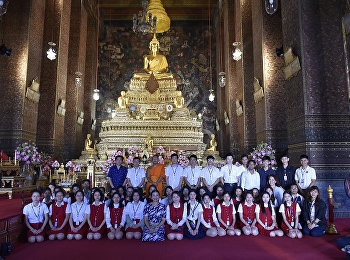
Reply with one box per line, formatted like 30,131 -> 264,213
149,36 -> 160,53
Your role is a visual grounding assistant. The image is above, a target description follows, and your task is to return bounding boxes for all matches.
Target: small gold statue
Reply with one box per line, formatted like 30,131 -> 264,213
207,134 -> 217,152
118,91 -> 128,108
84,134 -> 95,151
174,91 -> 185,108
144,134 -> 154,152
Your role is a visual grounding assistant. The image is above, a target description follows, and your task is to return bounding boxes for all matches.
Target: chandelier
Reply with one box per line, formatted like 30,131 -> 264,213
232,42 -> 242,61
46,42 -> 57,60
133,0 -> 170,34
0,0 -> 9,16
265,0 -> 278,15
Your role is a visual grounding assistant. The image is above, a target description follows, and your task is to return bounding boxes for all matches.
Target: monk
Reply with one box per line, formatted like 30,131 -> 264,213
146,156 -> 165,197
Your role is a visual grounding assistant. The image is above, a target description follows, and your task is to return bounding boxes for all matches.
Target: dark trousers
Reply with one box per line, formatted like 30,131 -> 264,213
302,224 -> 325,237
224,183 -> 237,196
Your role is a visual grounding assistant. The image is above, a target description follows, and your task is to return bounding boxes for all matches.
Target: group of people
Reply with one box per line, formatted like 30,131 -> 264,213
23,152 -> 327,243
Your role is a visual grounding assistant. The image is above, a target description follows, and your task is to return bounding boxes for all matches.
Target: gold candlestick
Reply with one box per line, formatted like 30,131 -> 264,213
326,185 -> 339,234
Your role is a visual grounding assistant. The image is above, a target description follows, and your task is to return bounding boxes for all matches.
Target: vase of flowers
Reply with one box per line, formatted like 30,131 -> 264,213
249,142 -> 277,167
38,152 -> 52,179
15,142 -> 41,182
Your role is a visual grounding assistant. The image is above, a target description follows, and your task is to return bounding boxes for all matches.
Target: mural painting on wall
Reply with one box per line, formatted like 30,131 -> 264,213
97,21 -> 217,141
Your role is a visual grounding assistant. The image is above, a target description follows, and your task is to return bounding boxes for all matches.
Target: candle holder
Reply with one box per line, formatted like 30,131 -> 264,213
326,185 -> 339,235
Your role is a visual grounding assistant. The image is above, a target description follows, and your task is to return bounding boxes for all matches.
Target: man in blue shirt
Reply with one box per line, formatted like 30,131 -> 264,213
107,155 -> 128,190
258,155 -> 275,191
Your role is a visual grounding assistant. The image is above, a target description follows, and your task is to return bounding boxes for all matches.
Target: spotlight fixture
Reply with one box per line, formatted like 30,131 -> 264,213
276,46 -> 284,57
93,89 -> 100,101
0,43 -> 11,56
265,0 -> 278,15
0,0 -> 9,16
46,41 -> 57,60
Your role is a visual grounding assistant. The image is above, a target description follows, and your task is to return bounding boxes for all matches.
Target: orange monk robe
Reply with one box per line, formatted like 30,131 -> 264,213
146,163 -> 165,197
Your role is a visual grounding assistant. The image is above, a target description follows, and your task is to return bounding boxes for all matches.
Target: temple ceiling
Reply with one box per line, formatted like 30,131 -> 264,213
100,0 -> 217,21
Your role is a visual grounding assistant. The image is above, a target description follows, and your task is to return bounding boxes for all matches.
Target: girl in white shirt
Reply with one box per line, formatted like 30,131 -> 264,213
106,192 -> 125,240
166,191 -> 187,240
23,189 -> 49,243
67,190 -> 88,240
123,190 -> 145,239
201,194 -> 225,237
238,192 -> 259,236
85,189 -> 106,240
217,192 -> 241,236
184,190 -> 206,240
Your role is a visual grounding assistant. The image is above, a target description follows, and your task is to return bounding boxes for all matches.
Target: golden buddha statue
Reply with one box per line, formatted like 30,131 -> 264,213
118,91 -> 128,108
144,134 -> 154,152
84,134 -> 95,151
134,34 -> 173,80
207,134 -> 217,152
174,91 -> 185,108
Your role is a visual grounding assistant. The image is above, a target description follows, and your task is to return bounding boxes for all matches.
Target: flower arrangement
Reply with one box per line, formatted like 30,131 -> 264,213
38,152 -> 53,176
52,160 -> 60,168
125,146 -> 141,165
154,146 -> 175,165
178,151 -> 189,168
74,164 -> 82,172
15,142 -> 41,165
65,160 -> 82,172
249,142 -> 277,166
65,160 -> 74,168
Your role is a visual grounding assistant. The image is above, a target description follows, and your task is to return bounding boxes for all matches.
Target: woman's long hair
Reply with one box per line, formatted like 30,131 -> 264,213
306,186 -> 321,206
266,174 -> 282,188
260,192 -> 273,216
187,189 -> 198,216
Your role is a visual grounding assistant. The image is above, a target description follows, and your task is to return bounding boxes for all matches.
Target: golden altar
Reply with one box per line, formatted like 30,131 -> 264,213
97,35 -> 206,158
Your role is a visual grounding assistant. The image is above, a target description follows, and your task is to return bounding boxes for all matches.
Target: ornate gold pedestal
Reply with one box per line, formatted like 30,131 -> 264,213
97,75 -> 206,158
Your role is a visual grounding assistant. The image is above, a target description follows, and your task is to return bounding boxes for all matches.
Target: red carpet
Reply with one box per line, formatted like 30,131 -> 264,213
0,199 -> 22,221
5,219 -> 348,260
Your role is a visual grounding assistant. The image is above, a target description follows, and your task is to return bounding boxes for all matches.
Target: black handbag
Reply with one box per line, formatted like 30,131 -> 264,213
0,242 -> 12,256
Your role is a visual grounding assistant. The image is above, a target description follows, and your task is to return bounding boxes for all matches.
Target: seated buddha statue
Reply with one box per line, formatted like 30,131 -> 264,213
84,134 -> 95,151
206,134 -> 217,152
134,34 -> 173,80
174,91 -> 185,108
118,91 -> 128,109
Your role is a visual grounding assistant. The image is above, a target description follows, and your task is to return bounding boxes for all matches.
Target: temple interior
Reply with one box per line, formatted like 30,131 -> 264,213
0,0 -> 349,215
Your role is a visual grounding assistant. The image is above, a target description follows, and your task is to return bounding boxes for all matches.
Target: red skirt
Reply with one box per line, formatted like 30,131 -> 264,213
125,219 -> 142,233
88,225 -> 106,236
165,224 -> 184,234
67,222 -> 88,236
27,223 -> 45,238
48,224 -> 69,236
219,222 -> 238,230
258,226 -> 280,236
107,226 -> 125,233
